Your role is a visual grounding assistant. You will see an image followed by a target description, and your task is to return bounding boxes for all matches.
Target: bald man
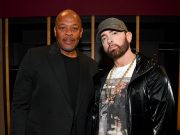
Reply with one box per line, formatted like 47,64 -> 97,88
11,9 -> 98,135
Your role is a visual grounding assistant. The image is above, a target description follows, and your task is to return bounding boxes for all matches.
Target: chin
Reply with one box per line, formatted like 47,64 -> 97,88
64,48 -> 76,52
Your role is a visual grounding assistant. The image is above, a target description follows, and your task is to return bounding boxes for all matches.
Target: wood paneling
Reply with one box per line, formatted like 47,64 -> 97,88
91,16 -> 95,60
5,18 -> 11,135
47,17 -> 51,45
136,16 -> 140,52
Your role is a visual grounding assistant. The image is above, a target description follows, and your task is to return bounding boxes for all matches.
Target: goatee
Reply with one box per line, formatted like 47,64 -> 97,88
107,39 -> 129,59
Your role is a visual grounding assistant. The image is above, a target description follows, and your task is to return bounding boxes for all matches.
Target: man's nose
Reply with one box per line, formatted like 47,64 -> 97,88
107,38 -> 113,46
65,28 -> 73,36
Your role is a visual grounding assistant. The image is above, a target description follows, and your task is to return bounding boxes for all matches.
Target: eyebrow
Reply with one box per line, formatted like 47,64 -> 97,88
57,23 -> 79,27
101,30 -> 114,38
101,33 -> 106,38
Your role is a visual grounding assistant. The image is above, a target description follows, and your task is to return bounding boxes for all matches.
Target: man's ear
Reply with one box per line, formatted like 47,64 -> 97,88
126,32 -> 132,43
54,27 -> 56,37
80,28 -> 83,38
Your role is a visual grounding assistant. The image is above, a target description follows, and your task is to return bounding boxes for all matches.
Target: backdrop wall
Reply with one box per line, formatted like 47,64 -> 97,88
0,0 -> 180,17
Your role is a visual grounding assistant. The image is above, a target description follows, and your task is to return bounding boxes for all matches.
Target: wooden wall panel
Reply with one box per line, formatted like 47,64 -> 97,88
91,16 -> 95,60
136,16 -> 140,52
47,17 -> 51,45
5,18 -> 11,135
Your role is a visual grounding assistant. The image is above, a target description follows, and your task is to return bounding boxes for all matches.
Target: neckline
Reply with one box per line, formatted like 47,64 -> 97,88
105,55 -> 136,101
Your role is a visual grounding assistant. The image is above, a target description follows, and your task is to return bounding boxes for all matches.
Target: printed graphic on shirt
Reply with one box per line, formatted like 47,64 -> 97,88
98,77 -> 130,135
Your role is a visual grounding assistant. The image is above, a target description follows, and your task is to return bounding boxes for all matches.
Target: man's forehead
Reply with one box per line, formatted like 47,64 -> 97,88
56,14 -> 81,27
101,30 -> 116,36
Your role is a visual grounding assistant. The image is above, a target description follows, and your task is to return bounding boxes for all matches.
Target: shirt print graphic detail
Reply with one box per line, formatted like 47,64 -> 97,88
98,77 -> 130,135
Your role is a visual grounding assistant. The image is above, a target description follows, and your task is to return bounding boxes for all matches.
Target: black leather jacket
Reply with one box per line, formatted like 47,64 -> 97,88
93,52 -> 175,135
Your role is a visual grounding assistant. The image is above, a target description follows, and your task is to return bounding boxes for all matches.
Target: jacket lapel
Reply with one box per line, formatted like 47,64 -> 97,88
47,47 -> 92,116
74,52 -> 89,116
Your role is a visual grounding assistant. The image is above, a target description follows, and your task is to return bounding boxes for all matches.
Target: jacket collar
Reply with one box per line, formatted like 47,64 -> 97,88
130,52 -> 156,82
97,52 -> 157,84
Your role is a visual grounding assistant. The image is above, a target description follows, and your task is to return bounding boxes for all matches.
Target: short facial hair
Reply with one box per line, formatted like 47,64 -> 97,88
107,38 -> 129,59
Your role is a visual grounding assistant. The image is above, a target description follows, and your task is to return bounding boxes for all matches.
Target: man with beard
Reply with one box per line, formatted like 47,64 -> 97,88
11,9 -> 98,135
93,17 -> 175,135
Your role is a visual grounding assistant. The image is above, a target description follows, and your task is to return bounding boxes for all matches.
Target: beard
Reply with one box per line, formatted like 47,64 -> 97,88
107,38 -> 129,59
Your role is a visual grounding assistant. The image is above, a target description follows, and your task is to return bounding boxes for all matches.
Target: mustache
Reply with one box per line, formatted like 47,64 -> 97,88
108,44 -> 118,51
56,37 -> 74,42
63,37 -> 74,41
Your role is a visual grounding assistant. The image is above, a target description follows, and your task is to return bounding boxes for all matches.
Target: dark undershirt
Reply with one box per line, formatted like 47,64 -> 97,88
61,54 -> 79,110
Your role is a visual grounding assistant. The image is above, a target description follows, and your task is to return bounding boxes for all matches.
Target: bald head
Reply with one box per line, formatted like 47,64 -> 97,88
55,9 -> 82,27
54,9 -> 83,57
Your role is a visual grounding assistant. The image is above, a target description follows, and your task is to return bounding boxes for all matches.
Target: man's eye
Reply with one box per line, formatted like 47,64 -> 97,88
60,27 -> 65,30
112,31 -> 118,35
72,27 -> 78,32
58,26 -> 66,31
101,37 -> 106,42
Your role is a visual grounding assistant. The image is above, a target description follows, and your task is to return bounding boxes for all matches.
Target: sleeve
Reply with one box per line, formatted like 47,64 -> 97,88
11,49 -> 35,135
148,66 -> 175,135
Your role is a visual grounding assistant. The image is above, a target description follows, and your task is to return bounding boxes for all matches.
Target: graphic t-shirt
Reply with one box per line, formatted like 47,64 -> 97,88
98,60 -> 136,135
